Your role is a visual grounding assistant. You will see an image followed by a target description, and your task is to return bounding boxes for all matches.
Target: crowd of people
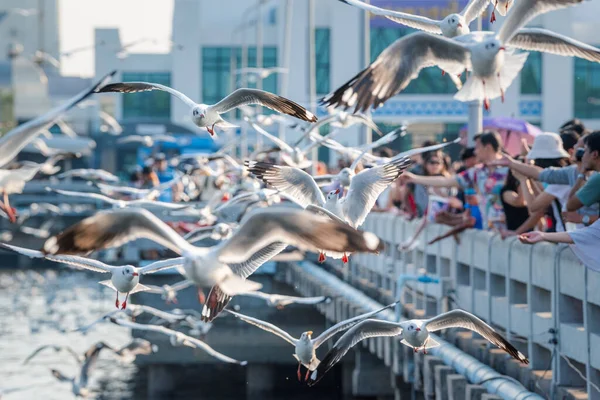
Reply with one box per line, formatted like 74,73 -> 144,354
371,119 -> 599,271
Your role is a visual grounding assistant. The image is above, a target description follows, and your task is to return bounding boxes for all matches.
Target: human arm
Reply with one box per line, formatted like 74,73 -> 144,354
567,174 -> 600,211
501,189 -> 525,208
562,212 -> 599,225
490,155 -> 542,180
519,231 -> 574,244
401,172 -> 460,188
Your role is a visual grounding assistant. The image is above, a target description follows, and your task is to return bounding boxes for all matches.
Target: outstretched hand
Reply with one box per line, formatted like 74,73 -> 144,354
488,154 -> 512,168
518,232 -> 544,244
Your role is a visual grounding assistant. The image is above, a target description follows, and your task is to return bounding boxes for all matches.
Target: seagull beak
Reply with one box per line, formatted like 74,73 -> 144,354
335,189 -> 340,194
415,328 -> 421,331
132,272 -> 139,277
307,331 -> 313,336
457,23 -> 463,28
499,46 -> 506,51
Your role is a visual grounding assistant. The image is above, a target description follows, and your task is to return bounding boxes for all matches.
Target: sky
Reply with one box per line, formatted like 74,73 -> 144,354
58,0 -> 174,77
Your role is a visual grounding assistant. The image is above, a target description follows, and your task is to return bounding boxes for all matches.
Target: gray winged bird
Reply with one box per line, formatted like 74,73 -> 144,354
236,292 -> 332,309
42,207 -> 384,306
49,342 -> 113,398
0,70 -> 115,169
109,317 -> 246,365
307,309 -> 529,386
96,83 -> 317,137
324,0 -> 591,112
225,301 -> 398,381
23,344 -> 82,365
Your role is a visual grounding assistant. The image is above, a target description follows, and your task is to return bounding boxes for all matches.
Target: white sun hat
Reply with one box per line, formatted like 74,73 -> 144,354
527,132 -> 570,160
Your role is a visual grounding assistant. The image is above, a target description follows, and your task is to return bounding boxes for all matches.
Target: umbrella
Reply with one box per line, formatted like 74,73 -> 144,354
459,117 -> 543,156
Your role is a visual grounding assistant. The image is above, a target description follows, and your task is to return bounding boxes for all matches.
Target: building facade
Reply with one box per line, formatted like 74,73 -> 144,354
93,0 -> 600,160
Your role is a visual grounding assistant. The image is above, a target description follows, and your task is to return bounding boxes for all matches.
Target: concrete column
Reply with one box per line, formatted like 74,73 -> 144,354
246,364 -> 275,399
447,374 -> 467,400
465,384 -> 487,400
147,364 -> 176,400
423,355 -> 445,399
352,349 -> 394,397
434,365 -> 453,400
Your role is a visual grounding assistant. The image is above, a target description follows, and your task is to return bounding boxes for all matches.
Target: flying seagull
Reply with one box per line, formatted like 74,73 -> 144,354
226,301 -> 398,380
0,70 -> 115,169
236,292 -> 332,309
95,83 -> 317,137
1,243 -> 184,309
308,309 -> 529,386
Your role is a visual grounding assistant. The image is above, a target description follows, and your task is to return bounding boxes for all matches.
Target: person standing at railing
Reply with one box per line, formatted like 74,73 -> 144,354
400,131 -> 509,231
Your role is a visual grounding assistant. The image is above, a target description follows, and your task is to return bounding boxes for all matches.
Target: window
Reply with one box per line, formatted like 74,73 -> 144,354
370,27 -> 456,94
315,28 -> 331,95
121,72 -> 171,120
574,56 -> 600,118
520,52 -> 542,94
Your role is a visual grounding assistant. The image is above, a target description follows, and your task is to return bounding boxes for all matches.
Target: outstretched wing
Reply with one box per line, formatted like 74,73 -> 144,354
138,257 -> 185,274
322,32 -> 469,112
245,161 -> 326,208
210,88 -> 317,122
224,309 -> 298,345
509,28 -> 600,62
423,309 -> 529,363
308,319 -> 403,386
96,82 -> 197,108
461,0 -> 491,24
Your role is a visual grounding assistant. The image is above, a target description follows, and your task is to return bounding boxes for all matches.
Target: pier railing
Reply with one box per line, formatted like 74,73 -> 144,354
351,213 -> 598,399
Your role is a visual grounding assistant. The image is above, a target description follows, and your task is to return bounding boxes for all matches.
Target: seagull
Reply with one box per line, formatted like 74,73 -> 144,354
245,157 -> 412,258
42,207 -> 383,309
0,162 -> 45,223
98,111 -> 123,135
324,0 -> 589,112
57,168 -> 119,183
96,173 -> 182,200
109,317 -> 247,365
46,187 -> 190,212
226,301 -> 398,381
1,243 -> 184,309
95,83 -> 317,137
117,134 -> 178,147
23,344 -> 82,365
49,342 -> 112,398
183,222 -> 235,244
0,70 -> 115,169
338,0 -> 491,36
307,309 -> 529,386
236,292 -> 332,309
109,338 -> 158,363
54,119 -> 77,138
20,219 -> 54,239
235,67 -> 289,80
144,280 -> 195,304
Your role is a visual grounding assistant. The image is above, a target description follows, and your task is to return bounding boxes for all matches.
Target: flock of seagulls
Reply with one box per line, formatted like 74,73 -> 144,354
4,0 -> 580,394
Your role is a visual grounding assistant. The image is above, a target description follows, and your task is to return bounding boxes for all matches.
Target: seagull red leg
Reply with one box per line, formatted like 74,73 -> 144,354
342,253 -> 349,264
490,0 -> 497,23
304,368 -> 311,381
3,192 -> 16,223
318,252 -> 326,264
115,293 -> 120,309
297,363 -> 302,381
121,292 -> 129,309
198,289 -> 206,304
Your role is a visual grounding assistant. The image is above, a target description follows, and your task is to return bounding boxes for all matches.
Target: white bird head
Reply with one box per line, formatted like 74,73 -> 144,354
120,266 -> 139,282
338,168 -> 354,186
213,223 -> 233,240
300,331 -> 313,341
404,322 -> 421,336
479,38 -> 505,59
326,189 -> 341,202
191,106 -> 207,125
442,14 -> 467,37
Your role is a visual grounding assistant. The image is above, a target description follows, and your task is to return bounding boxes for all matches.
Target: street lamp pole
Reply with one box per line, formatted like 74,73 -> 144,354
308,0 -> 318,175
467,16 -> 483,147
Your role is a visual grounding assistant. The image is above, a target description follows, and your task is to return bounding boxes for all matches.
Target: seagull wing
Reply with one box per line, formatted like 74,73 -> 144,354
343,157 -> 412,228
461,0 -> 491,23
23,345 -> 76,365
170,279 -> 194,291
180,336 -> 247,365
79,343 -> 107,388
509,28 -> 600,62
247,121 -> 294,152
182,226 -> 215,240
322,32 -> 470,113
391,138 -> 460,160
138,257 -> 185,274
213,208 -> 383,265
210,88 -> 317,122
347,114 -> 384,136
245,161 -> 326,208
308,319 -> 403,386
0,70 -> 115,168
42,208 -> 194,256
313,301 -> 398,348
55,119 -> 78,138
96,82 -> 197,108
422,309 -> 529,363
497,0 -> 583,44
1,243 -> 113,272
47,187 -> 117,205
339,0 -> 442,34
225,309 -> 298,345
51,369 -> 73,383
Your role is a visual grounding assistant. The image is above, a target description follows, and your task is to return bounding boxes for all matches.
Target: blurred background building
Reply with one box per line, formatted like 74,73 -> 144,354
2,0 -> 600,166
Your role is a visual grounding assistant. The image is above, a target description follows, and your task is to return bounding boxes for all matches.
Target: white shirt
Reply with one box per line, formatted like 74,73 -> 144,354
545,184 -> 573,232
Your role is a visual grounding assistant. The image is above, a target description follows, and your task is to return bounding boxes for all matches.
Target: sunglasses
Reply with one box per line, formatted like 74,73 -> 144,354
426,159 -> 442,165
